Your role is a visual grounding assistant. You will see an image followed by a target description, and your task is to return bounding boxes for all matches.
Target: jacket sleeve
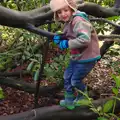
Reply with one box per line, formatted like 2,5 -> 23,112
68,17 -> 92,49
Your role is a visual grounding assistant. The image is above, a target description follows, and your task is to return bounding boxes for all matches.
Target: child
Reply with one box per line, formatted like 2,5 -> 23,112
50,0 -> 101,110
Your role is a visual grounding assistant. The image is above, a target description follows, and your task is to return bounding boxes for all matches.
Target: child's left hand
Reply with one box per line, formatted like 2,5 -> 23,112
59,40 -> 68,50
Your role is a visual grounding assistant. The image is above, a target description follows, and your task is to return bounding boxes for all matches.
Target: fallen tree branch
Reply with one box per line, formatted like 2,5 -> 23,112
0,71 -> 30,77
0,97 -> 120,120
0,77 -> 62,96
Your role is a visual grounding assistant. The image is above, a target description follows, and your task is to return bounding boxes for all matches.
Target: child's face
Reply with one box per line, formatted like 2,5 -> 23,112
56,6 -> 74,22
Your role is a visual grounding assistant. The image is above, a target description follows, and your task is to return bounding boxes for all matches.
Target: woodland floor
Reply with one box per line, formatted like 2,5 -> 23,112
0,50 -> 119,116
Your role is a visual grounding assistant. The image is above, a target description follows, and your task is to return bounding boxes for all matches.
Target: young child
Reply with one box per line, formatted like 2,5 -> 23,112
50,0 -> 101,110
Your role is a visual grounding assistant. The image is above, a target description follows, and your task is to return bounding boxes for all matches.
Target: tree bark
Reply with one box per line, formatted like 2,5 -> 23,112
0,71 -> 30,77
0,77 -> 62,96
0,2 -> 120,28
0,97 -> 120,120
114,0 -> 120,8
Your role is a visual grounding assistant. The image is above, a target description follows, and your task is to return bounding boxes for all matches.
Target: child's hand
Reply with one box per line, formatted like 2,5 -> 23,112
59,40 -> 68,50
53,31 -> 64,45
53,35 -> 61,44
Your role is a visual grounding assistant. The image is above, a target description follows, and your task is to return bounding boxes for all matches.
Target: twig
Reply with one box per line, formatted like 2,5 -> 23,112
98,34 -> 120,41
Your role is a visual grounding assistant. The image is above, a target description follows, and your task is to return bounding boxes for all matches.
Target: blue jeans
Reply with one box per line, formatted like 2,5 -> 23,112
64,60 -> 96,93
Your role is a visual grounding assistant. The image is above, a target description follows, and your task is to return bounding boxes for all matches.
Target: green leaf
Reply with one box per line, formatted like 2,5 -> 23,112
77,99 -> 91,106
22,55 -> 26,60
29,58 -> 39,63
103,100 -> 114,113
97,117 -> 108,120
59,55 -> 64,60
0,87 -> 4,99
53,62 -> 58,68
97,106 -> 102,112
112,87 -> 118,95
27,61 -> 34,71
90,108 -> 99,114
0,94 -> 4,99
108,113 -> 119,119
112,96 -> 120,101
112,75 -> 120,88
35,54 -> 42,58
24,51 -> 31,57
17,41 -> 25,46
54,57 -> 59,62
34,70 -> 39,81
107,16 -> 120,21
0,64 -> 5,70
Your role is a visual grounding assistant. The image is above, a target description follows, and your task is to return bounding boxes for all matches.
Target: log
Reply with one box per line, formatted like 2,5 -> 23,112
0,97 -> 120,120
0,71 -> 30,77
0,77 -> 62,96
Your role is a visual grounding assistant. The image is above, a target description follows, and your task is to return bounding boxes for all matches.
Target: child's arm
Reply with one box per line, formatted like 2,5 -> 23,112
68,17 -> 92,49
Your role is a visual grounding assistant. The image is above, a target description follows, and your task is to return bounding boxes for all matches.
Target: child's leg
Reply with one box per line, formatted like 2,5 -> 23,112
60,61 -> 75,110
71,61 -> 96,103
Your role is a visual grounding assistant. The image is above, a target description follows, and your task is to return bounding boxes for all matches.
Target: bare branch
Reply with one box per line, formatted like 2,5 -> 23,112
90,18 -> 120,28
98,34 -> 120,40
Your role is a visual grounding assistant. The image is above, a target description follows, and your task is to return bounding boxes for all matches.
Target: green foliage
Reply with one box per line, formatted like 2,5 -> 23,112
75,74 -> 120,120
0,22 -> 48,71
34,69 -> 40,81
44,53 -> 69,84
103,100 -> 114,113
0,87 -> 4,99
106,44 -> 120,74
97,117 -> 108,120
85,0 -> 114,7
26,49 -> 69,84
93,22 -> 111,35
0,0 -> 49,10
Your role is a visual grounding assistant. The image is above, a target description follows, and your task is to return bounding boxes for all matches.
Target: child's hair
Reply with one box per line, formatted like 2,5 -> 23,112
50,0 -> 77,21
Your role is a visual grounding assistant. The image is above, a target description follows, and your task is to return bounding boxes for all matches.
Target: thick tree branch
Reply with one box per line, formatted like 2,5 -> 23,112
98,34 -> 120,40
0,71 -> 30,77
0,5 -> 52,28
0,97 -> 120,120
0,2 -> 120,28
0,77 -> 62,96
78,2 -> 119,18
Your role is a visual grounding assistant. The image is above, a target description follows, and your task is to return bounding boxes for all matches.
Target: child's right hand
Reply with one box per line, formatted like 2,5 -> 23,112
53,31 -> 64,44
53,35 -> 61,45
